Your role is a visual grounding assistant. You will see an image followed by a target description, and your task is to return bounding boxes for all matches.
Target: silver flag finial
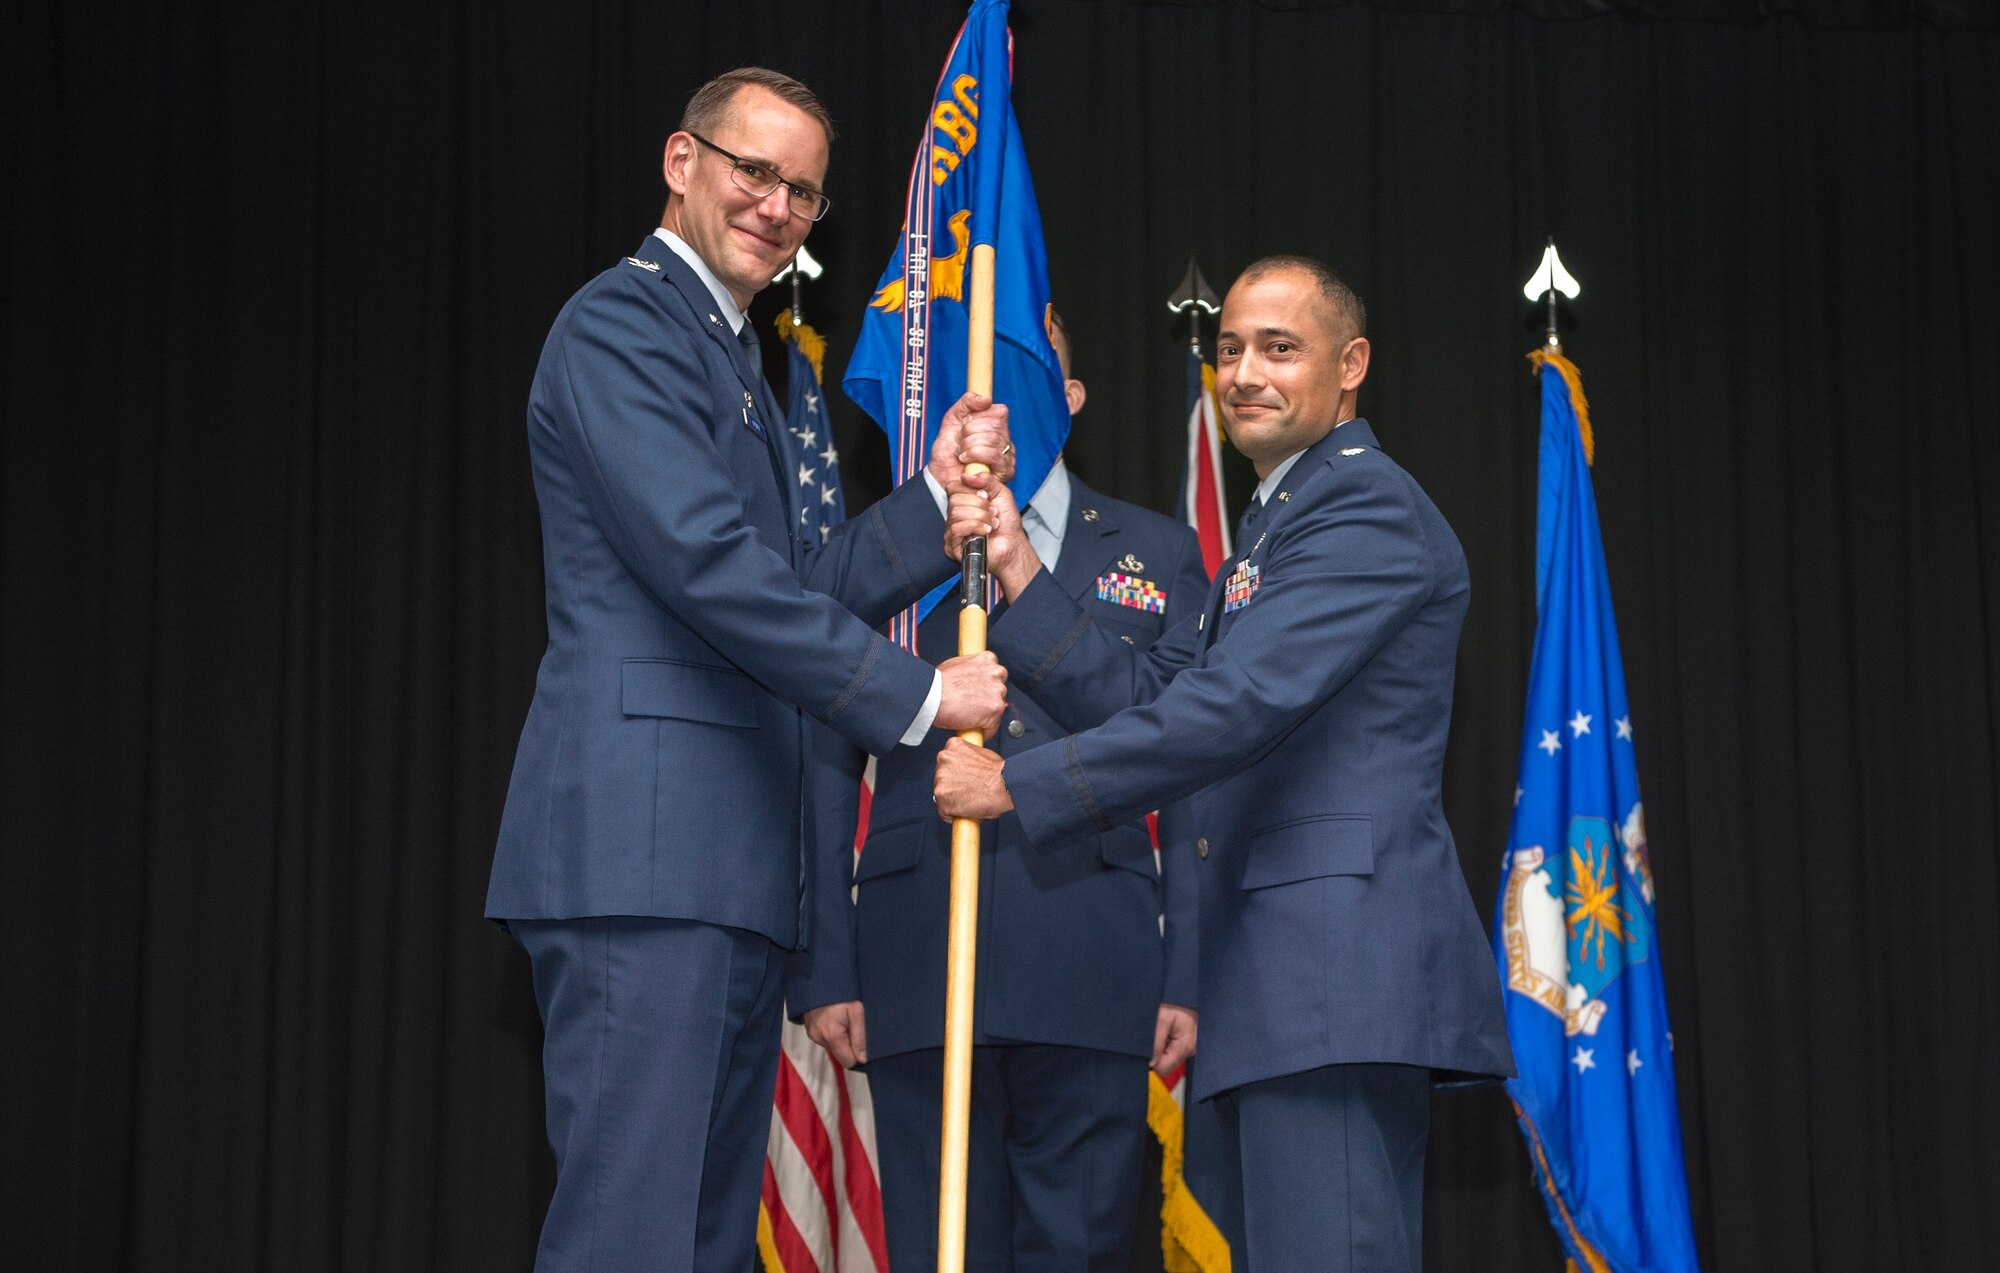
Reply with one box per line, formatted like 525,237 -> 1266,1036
776,245 -> 824,325
1168,256 -> 1222,357
1166,256 -> 1221,317
1522,238 -> 1581,303
1524,238 -> 1582,351
773,244 -> 824,284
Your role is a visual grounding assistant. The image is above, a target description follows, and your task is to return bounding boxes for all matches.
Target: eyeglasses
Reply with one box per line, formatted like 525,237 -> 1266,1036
687,132 -> 831,222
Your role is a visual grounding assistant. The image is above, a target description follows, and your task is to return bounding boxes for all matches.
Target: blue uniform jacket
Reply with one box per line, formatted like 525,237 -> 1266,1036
487,236 -> 951,948
987,422 -> 1514,1098
789,478 -> 1210,1061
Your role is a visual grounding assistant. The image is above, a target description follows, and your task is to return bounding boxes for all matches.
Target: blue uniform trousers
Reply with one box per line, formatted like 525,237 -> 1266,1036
512,916 -> 786,1273
1213,1063 -> 1432,1272
867,1044 -> 1150,1272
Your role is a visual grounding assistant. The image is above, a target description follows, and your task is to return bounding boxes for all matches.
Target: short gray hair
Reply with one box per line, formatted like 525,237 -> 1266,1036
681,68 -> 836,145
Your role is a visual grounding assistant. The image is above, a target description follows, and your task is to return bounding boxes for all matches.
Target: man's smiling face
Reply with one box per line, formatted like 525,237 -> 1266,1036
1215,267 -> 1369,477
662,85 -> 829,310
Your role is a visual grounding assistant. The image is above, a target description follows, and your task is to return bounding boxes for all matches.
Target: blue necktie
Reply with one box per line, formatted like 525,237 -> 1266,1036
736,323 -> 768,439
1235,495 -> 1264,550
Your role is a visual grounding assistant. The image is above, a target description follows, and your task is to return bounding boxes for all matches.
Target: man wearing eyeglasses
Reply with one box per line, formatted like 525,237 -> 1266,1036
487,67 -> 1014,1272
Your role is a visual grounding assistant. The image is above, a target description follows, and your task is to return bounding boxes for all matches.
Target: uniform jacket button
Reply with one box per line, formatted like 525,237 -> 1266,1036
1006,718 -> 1026,739
1196,837 -> 1210,859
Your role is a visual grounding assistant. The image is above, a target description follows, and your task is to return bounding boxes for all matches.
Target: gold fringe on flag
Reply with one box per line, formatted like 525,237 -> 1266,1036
1527,348 -> 1595,467
755,1202 -> 783,1272
775,310 -> 827,385
1511,1097 -> 1613,1273
1148,1070 -> 1232,1272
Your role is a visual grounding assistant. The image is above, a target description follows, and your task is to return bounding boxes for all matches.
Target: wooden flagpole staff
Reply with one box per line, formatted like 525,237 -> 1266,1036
938,240 -> 997,1273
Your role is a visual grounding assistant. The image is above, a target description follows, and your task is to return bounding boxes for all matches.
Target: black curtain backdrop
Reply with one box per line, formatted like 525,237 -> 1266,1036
7,2 -> 1998,1270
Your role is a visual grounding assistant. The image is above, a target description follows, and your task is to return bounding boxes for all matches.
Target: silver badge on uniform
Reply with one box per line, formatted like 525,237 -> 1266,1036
625,256 -> 660,272
1117,552 -> 1144,572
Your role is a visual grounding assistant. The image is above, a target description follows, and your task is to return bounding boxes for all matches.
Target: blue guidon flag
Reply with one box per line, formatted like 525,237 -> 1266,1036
1493,350 -> 1700,1273
842,0 -> 1069,647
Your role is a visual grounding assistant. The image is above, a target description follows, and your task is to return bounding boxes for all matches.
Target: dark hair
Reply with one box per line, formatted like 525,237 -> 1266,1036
681,68 -> 836,145
1239,254 -> 1367,340
1047,306 -> 1073,375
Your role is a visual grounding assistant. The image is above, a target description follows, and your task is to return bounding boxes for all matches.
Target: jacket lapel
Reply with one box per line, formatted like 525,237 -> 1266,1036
1052,477 -> 1122,601
643,237 -> 797,534
1253,418 -> 1380,549
1198,418 -> 1383,650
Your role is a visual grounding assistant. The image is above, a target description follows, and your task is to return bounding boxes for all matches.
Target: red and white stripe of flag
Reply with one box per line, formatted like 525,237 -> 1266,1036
1183,361 -> 1232,579
760,761 -> 891,1273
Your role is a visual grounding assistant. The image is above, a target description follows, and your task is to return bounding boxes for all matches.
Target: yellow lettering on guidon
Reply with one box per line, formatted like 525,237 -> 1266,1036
934,102 -> 975,153
929,74 -> 981,185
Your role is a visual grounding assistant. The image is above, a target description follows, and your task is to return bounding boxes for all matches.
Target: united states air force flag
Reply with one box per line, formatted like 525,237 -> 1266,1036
842,0 -> 1069,646
1492,350 -> 1700,1273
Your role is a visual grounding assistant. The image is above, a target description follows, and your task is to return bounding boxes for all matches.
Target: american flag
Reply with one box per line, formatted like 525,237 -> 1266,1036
758,317 -> 892,1273
1178,351 -> 1232,578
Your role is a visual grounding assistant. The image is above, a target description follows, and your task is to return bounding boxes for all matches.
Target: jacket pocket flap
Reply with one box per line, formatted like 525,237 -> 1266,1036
621,658 -> 758,727
1240,815 -> 1373,889
854,816 -> 929,882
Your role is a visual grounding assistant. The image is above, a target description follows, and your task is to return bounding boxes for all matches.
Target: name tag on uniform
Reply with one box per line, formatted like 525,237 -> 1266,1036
1096,569 -> 1166,614
1222,558 -> 1260,613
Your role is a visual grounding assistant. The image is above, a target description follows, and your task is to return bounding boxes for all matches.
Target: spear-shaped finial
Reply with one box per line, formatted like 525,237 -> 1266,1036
1167,256 -> 1221,358
1523,237 -> 1582,352
774,243 -> 824,326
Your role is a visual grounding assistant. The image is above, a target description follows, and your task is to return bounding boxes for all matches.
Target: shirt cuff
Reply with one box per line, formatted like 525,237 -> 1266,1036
899,670 -> 943,745
922,467 -> 949,517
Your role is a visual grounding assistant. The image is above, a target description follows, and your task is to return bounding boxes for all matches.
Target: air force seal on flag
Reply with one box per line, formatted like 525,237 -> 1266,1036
1501,808 -> 1655,1037
1096,569 -> 1166,614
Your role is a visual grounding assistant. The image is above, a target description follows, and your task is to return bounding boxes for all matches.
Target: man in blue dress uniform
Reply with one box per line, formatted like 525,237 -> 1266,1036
936,258 -> 1513,1271
791,314 -> 1209,1271
487,68 -> 1014,1271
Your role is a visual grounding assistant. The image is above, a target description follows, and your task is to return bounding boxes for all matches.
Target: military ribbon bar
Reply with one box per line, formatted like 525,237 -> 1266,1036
1096,570 -> 1167,614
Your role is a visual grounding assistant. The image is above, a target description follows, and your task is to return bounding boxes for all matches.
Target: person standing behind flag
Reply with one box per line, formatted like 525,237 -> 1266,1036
792,311 -> 1210,1272
935,257 -> 1515,1271
485,67 -> 1015,1273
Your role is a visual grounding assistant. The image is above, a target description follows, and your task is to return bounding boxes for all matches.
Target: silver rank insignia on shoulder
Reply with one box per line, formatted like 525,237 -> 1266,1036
1117,552 -> 1144,572
1081,508 -> 1100,523
1340,447 -> 1366,457
625,257 -> 659,272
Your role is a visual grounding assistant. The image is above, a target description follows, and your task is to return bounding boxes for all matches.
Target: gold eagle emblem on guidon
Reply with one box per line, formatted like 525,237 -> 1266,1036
869,210 -> 973,312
